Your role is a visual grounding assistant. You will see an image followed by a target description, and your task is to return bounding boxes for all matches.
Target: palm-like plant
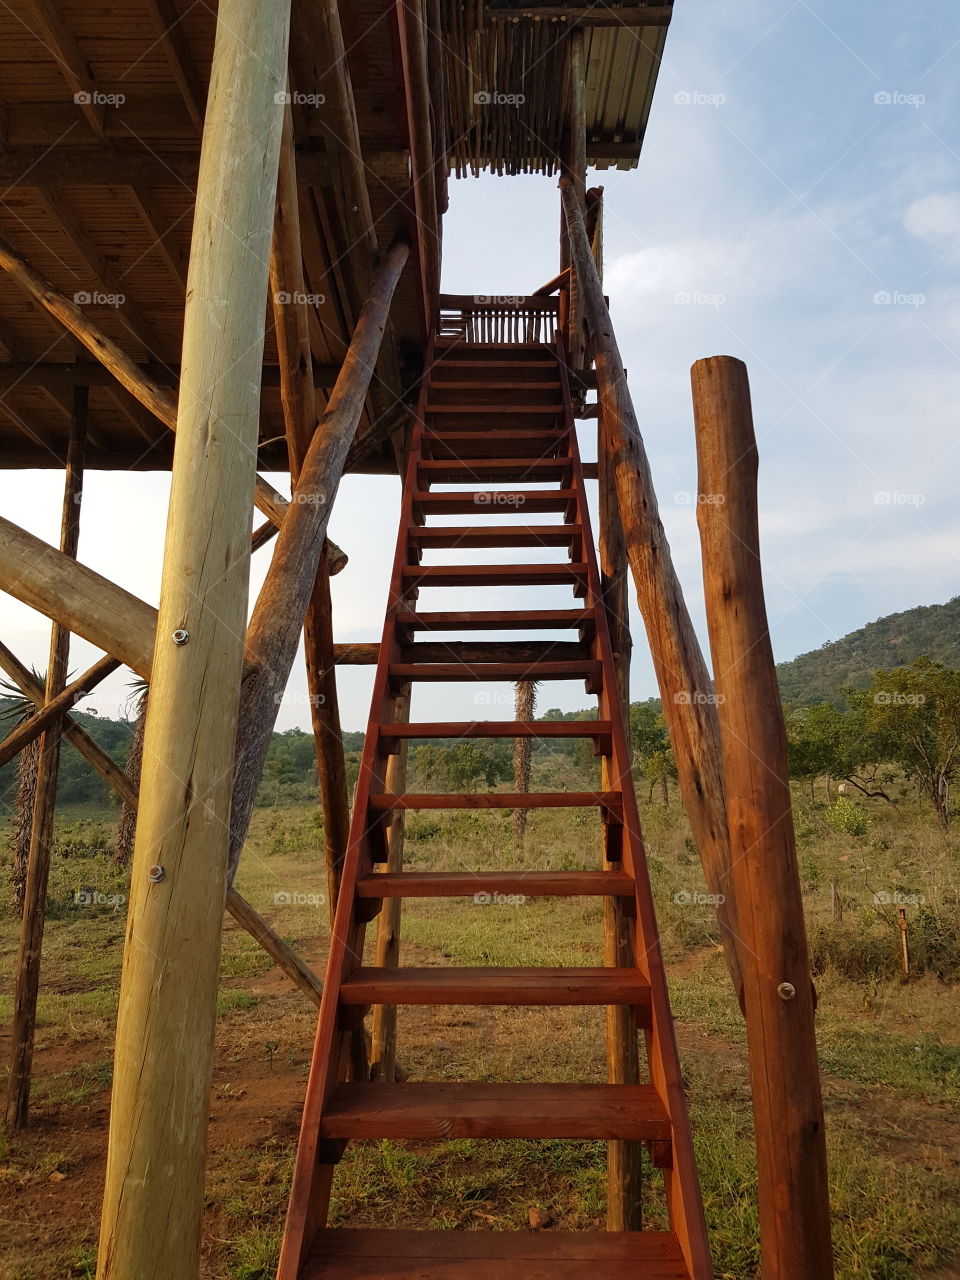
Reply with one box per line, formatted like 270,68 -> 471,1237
513,680 -> 539,849
114,678 -> 149,866
1,675 -> 44,916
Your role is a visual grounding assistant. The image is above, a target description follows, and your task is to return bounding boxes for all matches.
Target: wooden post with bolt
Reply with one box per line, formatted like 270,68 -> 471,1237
96,3 -> 292,1276
693,354 -> 833,1280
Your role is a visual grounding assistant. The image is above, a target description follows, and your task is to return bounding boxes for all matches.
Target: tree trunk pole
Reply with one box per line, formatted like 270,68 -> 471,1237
565,29 -> 587,369
560,178 -> 744,1004
598,367 -> 643,1230
5,387 -> 86,1131
269,105 -> 352,918
692,354 -> 833,1280
97,5 -> 290,1276
369,682 -> 411,1082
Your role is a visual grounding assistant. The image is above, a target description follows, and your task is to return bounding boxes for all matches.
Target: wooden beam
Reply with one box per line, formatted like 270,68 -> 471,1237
0,640 -> 326,1010
0,652 -> 119,768
0,515 -> 156,679
144,0 -> 207,132
0,238 -> 347,570
594,353 -> 641,1231
0,145 -> 334,187
97,6 -> 291,1277
0,363 -> 337,392
23,0 -> 106,136
565,29 -> 587,370
5,386 -> 85,1130
396,0 -> 440,333
269,105 -> 352,924
560,178 -> 744,1003
488,4 -> 673,25
229,238 -> 410,881
693,355 -> 833,1280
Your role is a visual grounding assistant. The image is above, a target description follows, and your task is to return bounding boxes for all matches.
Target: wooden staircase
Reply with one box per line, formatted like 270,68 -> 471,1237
277,338 -> 713,1279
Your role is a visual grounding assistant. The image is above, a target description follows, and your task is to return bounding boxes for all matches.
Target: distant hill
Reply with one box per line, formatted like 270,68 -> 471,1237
776,597 -> 960,706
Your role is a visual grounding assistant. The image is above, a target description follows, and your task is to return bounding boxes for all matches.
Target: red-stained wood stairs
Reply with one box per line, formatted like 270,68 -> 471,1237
277,339 -> 712,1279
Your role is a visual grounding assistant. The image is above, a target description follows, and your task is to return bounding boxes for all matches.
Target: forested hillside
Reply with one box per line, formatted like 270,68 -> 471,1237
775,597 -> 960,705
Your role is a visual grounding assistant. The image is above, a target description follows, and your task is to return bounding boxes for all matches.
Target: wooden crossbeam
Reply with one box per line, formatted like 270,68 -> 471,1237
0,146 -> 337,187
0,652 -> 119,768
23,0 -> 107,137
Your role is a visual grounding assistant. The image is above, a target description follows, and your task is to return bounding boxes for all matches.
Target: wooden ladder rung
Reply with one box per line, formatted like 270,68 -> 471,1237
356,870 -> 634,898
378,717 -> 610,742
397,641 -> 588,665
318,1081 -> 670,1141
338,965 -> 650,1009
388,659 -> 600,684
408,525 -> 580,549
418,459 -> 570,482
394,608 -> 595,632
368,792 -> 623,818
400,564 -> 588,587
412,489 -> 577,515
302,1229 -> 689,1279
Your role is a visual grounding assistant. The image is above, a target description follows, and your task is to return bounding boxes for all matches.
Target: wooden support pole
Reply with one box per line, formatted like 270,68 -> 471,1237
270,104 -> 351,920
0,231 -> 345,572
560,178 -> 744,1002
565,29 -> 587,370
5,388 -> 86,1131
228,238 -> 409,882
97,5 -> 291,1276
692,355 -> 833,1280
597,373 -> 642,1230
396,0 -> 440,332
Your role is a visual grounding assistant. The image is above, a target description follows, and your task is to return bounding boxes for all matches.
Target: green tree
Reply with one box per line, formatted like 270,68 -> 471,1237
629,700 -> 675,803
848,658 -> 960,827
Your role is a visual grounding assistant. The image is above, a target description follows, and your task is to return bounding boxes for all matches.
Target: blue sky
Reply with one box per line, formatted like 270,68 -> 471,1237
1,0 -> 958,731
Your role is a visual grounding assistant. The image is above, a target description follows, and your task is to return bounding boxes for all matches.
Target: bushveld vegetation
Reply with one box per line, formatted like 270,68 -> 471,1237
1,644 -> 959,1277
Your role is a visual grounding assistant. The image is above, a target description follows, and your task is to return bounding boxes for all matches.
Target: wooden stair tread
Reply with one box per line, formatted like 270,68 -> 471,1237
401,564 -> 587,586
318,1082 -> 670,1140
399,641 -> 588,664
356,870 -> 635,898
394,608 -> 595,631
339,966 -> 651,1007
388,660 -> 600,683
378,719 -> 611,738
408,525 -> 579,548
368,791 -> 622,812
425,404 -> 563,413
302,1230 -> 688,1278
412,489 -> 577,514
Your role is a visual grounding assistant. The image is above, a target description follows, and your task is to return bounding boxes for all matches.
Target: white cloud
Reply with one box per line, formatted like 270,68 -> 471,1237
904,192 -> 960,241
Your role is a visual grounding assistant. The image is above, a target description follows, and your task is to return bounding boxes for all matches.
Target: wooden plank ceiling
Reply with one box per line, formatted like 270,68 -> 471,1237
0,0 -> 670,473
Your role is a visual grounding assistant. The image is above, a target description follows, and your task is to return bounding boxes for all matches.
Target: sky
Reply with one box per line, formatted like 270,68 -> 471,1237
1,0 -> 959,733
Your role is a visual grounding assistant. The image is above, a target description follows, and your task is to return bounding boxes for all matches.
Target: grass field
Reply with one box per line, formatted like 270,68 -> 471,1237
1,785 -> 959,1279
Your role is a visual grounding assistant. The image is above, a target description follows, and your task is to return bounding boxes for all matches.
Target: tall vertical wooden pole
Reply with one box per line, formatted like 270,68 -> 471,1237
5,388 -> 86,1130
598,398 -> 642,1229
269,103 -> 352,916
560,178 -> 744,1003
692,356 -> 833,1280
565,29 -> 587,369
97,4 -> 290,1277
